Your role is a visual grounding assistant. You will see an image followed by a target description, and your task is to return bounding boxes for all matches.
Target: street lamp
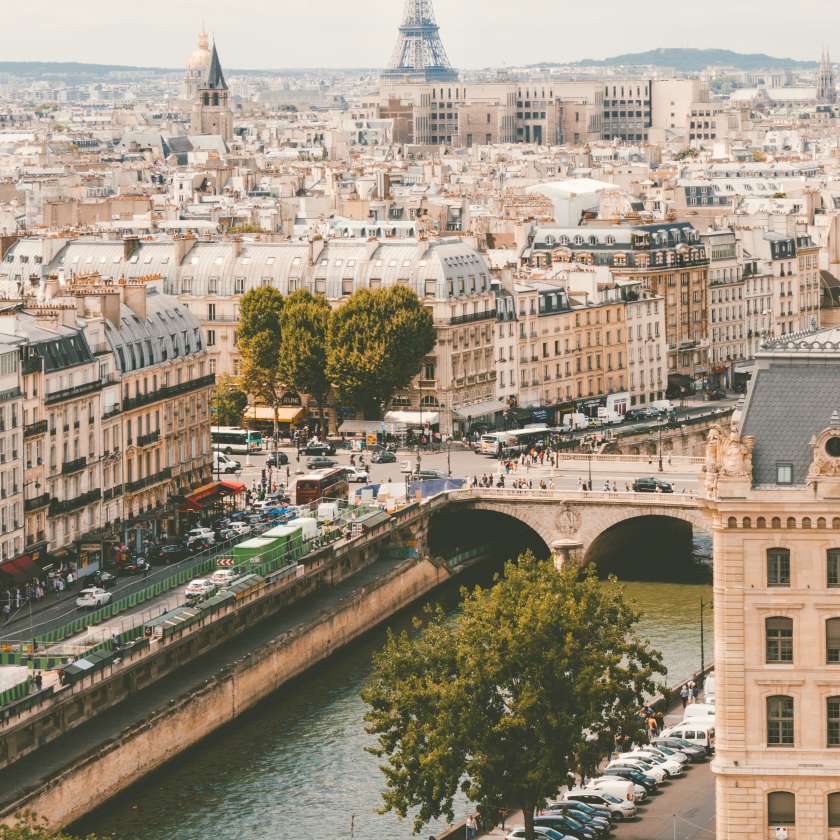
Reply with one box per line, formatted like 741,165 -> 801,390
658,421 -> 664,473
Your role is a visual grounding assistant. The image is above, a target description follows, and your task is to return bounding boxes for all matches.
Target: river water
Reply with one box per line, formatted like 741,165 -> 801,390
73,535 -> 713,840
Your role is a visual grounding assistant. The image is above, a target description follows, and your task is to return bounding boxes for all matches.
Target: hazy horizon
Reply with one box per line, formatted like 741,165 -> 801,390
2,0 -> 838,70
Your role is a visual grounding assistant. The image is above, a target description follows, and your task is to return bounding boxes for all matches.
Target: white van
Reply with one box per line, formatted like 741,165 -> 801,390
585,777 -> 636,803
661,721 -> 715,754
683,702 -> 716,723
213,451 -> 240,474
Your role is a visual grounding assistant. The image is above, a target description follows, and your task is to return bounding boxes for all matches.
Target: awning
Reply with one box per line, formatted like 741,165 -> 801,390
245,405 -> 305,423
0,553 -> 42,583
384,411 -> 439,427
182,480 -> 246,511
340,419 -> 405,435
453,399 -> 507,420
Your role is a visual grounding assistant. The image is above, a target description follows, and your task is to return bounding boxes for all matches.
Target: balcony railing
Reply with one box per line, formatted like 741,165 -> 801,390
102,404 -> 122,420
24,493 -> 50,513
45,379 -> 104,406
61,456 -> 87,475
136,430 -> 161,448
49,489 -> 101,516
122,374 -> 215,411
449,309 -> 497,325
124,467 -> 172,494
23,419 -> 48,439
103,486 -> 124,501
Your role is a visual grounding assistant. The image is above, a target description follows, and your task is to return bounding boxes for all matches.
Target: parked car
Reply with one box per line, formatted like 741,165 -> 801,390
595,766 -> 658,792
187,527 -> 216,545
407,469 -> 449,481
213,451 -> 241,474
619,749 -> 684,777
533,811 -> 597,840
590,775 -> 647,802
506,828 -> 571,840
605,758 -> 667,783
301,440 -> 335,456
682,702 -> 716,723
266,451 -> 289,468
535,813 -> 607,839
306,456 -> 337,470
660,722 -> 715,754
651,736 -> 707,762
565,789 -> 637,821
184,578 -> 217,603
151,543 -> 187,565
371,449 -> 396,464
641,742 -> 690,764
229,521 -> 252,536
210,568 -> 238,588
76,587 -> 112,610
631,476 -> 674,493
346,466 -> 370,483
542,799 -> 613,825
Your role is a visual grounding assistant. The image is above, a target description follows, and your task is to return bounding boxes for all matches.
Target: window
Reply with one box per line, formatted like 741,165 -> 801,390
767,548 -> 790,587
828,619 -> 840,663
234,277 -> 245,294
767,696 -> 794,746
206,330 -> 216,347
766,617 -> 793,663
828,549 -> 840,587
767,791 -> 795,825
829,699 -> 840,747
776,463 -> 793,484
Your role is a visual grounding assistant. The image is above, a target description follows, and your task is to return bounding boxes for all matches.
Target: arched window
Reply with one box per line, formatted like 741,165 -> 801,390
828,699 -> 840,747
757,517 -> 766,529
727,516 -> 737,528
419,395 -> 439,408
767,548 -> 790,587
834,517 -> 840,529
819,517 -> 827,529
772,517 -> 781,529
767,791 -> 795,825
828,549 -> 840,588
742,517 -> 752,529
767,696 -> 794,746
827,618 -> 840,663
765,617 -> 793,663
786,517 -> 797,529
803,517 -> 812,529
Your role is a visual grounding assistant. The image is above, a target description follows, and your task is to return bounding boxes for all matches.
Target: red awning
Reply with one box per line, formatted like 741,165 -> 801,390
0,553 -> 40,583
181,481 -> 246,511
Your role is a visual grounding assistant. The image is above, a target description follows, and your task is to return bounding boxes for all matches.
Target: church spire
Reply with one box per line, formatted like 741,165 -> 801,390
206,42 -> 227,91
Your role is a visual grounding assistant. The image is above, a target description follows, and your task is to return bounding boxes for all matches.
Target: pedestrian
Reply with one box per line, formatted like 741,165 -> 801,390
692,683 -> 701,703
687,679 -> 696,704
34,671 -> 42,691
647,714 -> 658,739
680,684 -> 689,709
144,562 -> 150,579
466,814 -> 477,839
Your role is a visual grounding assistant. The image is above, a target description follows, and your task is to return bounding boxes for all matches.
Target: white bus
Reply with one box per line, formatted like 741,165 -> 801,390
211,426 -> 264,455
479,425 -> 554,458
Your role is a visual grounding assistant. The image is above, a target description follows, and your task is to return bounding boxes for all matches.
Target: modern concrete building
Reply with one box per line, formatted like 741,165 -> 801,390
708,328 -> 840,838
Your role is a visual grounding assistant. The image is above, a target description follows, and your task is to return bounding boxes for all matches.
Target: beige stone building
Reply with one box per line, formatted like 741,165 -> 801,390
707,329 -> 840,838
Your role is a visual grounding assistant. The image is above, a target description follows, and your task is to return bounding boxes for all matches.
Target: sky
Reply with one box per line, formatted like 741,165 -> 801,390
2,0 -> 839,69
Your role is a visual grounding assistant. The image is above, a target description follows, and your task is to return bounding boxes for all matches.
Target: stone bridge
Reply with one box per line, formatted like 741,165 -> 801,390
427,487 -> 709,567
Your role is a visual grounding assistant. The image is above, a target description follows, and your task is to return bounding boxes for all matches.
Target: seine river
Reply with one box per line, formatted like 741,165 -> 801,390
73,535 -> 713,840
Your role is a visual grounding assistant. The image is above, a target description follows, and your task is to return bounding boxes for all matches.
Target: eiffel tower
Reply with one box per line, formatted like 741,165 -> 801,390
382,0 -> 458,83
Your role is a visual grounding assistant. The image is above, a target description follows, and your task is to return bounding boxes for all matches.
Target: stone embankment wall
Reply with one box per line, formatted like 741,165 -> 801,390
1,555 -> 450,829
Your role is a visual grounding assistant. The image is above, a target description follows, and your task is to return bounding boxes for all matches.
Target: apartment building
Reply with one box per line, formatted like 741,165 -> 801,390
625,291 -> 667,407
709,332 -> 840,838
523,222 -> 709,389
0,338 -> 23,568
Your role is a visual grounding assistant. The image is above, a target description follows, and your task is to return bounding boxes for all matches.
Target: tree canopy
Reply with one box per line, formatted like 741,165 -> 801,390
0,812 -> 105,840
278,290 -> 331,434
211,373 -> 248,427
238,286 -> 285,416
363,554 -> 665,839
326,286 -> 436,419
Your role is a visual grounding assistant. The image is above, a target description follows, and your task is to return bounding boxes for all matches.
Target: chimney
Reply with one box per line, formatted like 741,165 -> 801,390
121,282 -> 147,321
123,236 -> 140,262
100,291 -> 121,328
44,273 -> 60,300
173,234 -> 195,266
232,236 -> 242,258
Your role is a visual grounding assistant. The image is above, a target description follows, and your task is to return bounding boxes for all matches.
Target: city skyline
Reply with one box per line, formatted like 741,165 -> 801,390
3,0 -> 839,70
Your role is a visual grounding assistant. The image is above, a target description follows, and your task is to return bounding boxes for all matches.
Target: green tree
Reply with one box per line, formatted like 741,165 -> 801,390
238,286 -> 285,432
363,554 -> 665,839
326,286 -> 436,419
0,811 -> 106,839
278,290 -> 331,435
211,373 -> 248,426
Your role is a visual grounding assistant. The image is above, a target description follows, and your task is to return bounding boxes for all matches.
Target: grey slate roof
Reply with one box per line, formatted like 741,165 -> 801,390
741,362 -> 840,486
205,44 -> 227,91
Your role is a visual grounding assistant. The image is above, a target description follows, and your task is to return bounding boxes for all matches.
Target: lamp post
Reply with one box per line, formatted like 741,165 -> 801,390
658,421 -> 664,473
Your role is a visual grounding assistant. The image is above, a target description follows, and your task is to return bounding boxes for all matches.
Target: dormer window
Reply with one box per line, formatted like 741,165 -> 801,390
776,463 -> 793,485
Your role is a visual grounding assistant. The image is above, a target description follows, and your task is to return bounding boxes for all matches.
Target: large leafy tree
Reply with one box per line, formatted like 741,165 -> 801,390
363,554 -> 665,839
238,286 -> 285,430
211,373 -> 248,427
326,286 -> 436,419
278,290 -> 331,435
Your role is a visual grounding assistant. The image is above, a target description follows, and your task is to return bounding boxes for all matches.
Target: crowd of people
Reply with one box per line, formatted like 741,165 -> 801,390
1,569 -> 77,622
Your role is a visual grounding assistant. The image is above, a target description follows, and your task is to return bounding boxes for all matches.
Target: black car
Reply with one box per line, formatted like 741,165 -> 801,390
602,765 -> 658,791
631,476 -> 673,494
301,441 -> 335,456
307,456 -> 337,470
371,450 -> 396,463
544,800 -> 613,824
538,807 -> 610,835
151,543 -> 187,565
534,813 -> 598,840
266,451 -> 289,468
622,409 -> 648,423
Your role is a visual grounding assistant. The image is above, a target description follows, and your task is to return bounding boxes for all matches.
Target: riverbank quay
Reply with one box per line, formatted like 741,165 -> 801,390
0,539 -> 473,830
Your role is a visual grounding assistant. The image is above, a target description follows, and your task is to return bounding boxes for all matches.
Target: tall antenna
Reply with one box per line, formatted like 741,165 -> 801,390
381,0 -> 458,83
